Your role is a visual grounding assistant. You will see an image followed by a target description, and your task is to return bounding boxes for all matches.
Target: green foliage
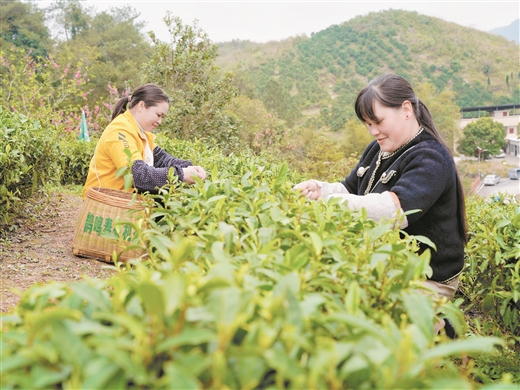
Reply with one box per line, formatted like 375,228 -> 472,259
274,127 -> 357,182
143,14 -> 239,154
457,117 -> 507,156
469,349 -> 520,384
46,0 -> 90,40
1,8 -> 517,384
48,2 -> 153,105
0,0 -> 52,58
59,133 -> 97,185
0,0 -> 154,111
225,96 -> 286,154
0,107 -> 98,230
342,119 -> 373,158
321,98 -> 350,132
0,107 -> 62,229
261,79 -> 300,127
461,195 -> 520,339
0,44 -> 96,131
414,83 -> 460,151
454,81 -> 494,108
1,155 -> 504,388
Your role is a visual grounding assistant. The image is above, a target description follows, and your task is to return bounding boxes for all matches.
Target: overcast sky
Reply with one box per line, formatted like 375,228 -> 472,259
53,1 -> 520,43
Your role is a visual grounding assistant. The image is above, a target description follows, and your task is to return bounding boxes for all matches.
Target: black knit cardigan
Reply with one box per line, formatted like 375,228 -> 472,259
341,131 -> 465,283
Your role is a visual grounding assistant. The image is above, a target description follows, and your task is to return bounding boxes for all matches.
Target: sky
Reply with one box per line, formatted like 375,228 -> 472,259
60,1 -> 520,43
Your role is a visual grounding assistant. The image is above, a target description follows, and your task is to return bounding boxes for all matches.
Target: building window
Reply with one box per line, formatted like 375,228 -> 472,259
503,112 -> 508,116
510,128 -> 515,134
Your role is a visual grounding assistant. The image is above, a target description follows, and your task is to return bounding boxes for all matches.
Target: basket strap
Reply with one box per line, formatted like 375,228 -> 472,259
93,142 -> 102,191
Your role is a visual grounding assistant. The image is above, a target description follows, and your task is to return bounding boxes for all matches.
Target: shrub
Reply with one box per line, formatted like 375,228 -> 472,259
1,159 -> 503,388
461,195 -> 520,339
143,14 -> 240,155
0,106 -> 98,230
0,44 -> 93,132
0,107 -> 62,230
59,134 -> 97,186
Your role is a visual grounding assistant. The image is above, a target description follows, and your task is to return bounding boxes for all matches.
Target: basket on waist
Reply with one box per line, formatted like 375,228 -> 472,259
72,187 -> 146,263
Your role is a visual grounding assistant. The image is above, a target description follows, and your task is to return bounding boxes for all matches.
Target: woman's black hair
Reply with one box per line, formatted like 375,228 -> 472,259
355,74 -> 468,242
111,83 -> 170,121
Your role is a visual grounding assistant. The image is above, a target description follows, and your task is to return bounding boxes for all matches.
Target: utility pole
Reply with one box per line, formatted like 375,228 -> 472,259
477,147 -> 482,178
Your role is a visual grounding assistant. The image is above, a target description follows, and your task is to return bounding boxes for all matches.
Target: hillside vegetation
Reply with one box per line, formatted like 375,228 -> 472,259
217,10 -> 519,128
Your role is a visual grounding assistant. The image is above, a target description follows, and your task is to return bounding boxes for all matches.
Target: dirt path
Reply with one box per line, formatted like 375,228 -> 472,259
0,191 -> 116,313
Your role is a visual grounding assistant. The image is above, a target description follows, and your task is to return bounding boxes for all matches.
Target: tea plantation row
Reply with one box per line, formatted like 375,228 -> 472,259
1,107 -> 519,388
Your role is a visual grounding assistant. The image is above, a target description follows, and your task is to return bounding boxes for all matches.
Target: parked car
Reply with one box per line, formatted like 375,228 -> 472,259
493,151 -> 506,158
508,168 -> 520,180
483,174 -> 501,186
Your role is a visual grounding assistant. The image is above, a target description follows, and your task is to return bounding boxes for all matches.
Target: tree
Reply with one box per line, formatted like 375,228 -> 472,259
457,117 -> 506,157
261,79 -> 300,127
342,119 -> 373,157
225,96 -> 284,154
0,44 -> 97,132
48,2 -> 153,105
0,0 -> 52,58
46,0 -> 90,41
414,82 -> 460,151
142,13 -> 239,154
275,126 -> 356,182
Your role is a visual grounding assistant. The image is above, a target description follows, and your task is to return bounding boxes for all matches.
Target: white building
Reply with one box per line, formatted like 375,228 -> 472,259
459,104 -> 520,157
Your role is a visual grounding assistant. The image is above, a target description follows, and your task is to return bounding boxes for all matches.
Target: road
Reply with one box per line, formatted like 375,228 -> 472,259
476,177 -> 520,198
475,154 -> 520,198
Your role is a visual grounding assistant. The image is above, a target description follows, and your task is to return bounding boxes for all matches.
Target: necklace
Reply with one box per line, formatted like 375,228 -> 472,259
364,126 -> 423,195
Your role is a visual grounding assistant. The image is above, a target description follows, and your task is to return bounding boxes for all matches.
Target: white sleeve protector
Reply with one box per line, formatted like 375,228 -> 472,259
326,190 -> 409,229
310,180 -> 349,199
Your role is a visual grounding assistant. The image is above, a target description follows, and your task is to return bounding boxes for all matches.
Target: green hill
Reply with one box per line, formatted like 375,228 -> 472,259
217,10 -> 519,129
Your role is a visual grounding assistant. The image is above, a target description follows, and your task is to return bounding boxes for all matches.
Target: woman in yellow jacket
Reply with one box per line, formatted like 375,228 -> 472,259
82,84 -> 206,199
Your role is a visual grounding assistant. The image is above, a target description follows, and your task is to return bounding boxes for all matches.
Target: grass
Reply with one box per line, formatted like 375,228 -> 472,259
456,157 -> 516,195
468,348 -> 520,385
43,183 -> 84,196
457,158 -> 514,179
462,316 -> 520,386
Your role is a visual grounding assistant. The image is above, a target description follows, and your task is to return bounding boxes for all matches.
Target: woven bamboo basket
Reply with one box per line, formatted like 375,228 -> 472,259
72,188 -> 146,263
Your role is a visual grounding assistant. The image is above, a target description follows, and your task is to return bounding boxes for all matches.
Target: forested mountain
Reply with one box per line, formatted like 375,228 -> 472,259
217,10 -> 519,130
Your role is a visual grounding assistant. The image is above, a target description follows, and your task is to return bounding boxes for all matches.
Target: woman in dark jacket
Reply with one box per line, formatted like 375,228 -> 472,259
293,74 -> 467,336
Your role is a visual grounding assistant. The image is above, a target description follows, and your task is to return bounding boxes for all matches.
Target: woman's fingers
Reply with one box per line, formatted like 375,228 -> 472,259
293,181 -> 319,200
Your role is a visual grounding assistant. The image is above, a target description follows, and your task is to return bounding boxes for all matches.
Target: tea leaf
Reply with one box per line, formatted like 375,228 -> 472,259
138,282 -> 166,318
163,362 -> 201,389
422,337 -> 503,359
308,231 -> 323,256
69,283 -> 111,312
82,358 -> 122,389
156,328 -> 217,352
31,365 -> 71,389
402,291 -> 434,343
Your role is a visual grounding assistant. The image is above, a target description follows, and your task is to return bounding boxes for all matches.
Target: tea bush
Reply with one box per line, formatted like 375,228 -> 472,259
59,133 -> 97,186
0,107 -> 98,230
1,111 -> 517,388
461,195 -> 520,339
1,160 -> 504,389
0,107 -> 62,228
